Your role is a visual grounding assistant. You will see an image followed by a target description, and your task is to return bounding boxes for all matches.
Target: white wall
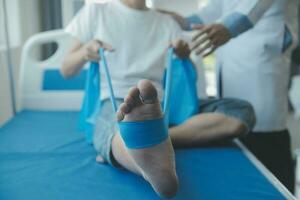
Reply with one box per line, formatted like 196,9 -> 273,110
0,0 -> 14,126
0,51 -> 13,126
0,0 -> 42,126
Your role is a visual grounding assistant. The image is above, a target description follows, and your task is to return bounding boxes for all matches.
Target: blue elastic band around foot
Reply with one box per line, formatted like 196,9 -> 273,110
118,118 -> 168,149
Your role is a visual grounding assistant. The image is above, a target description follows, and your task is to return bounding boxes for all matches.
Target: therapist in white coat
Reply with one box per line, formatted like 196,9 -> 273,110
164,0 -> 295,192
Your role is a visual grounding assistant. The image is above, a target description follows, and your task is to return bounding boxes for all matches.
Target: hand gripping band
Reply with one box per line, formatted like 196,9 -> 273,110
99,48 -> 173,149
118,118 -> 168,149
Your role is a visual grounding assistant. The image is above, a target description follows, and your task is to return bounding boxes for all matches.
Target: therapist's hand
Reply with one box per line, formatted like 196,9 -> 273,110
191,24 -> 231,57
172,39 -> 191,59
81,39 -> 113,62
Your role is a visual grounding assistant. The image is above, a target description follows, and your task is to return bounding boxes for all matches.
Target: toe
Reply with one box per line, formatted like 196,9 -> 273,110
125,87 -> 142,107
120,103 -> 131,114
138,80 -> 158,104
124,95 -> 136,109
116,103 -> 130,121
116,111 -> 124,121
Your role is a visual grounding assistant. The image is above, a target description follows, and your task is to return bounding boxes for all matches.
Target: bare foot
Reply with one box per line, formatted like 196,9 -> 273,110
116,80 -> 178,198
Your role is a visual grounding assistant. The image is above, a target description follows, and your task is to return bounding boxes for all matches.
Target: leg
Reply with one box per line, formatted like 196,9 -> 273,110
170,113 -> 246,148
240,130 -> 295,193
112,80 -> 178,198
170,98 -> 256,148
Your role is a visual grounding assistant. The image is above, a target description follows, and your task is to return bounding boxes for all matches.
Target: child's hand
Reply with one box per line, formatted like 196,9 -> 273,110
172,39 -> 191,59
82,39 -> 113,62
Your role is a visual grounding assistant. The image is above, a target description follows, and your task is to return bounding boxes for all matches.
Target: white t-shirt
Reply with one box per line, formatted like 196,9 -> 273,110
65,0 -> 182,100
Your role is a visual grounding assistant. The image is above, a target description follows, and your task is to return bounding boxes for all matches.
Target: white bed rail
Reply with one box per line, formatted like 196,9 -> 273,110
18,30 -> 84,111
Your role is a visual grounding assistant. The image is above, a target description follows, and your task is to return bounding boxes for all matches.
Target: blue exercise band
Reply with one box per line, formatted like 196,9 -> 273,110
99,48 -> 173,149
163,48 -> 174,122
99,48 -> 118,113
118,118 -> 168,149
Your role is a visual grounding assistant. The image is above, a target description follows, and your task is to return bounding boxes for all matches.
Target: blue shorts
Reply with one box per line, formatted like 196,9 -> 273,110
93,98 -> 255,166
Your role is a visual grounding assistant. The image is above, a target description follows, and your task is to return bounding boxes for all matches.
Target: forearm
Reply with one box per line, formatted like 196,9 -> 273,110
172,14 -> 203,31
184,0 -> 223,30
157,9 -> 190,31
219,0 -> 274,38
185,15 -> 204,30
61,47 -> 86,78
173,14 -> 190,31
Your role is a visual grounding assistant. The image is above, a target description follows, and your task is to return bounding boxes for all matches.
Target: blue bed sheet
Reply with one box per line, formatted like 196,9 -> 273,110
0,111 -> 286,200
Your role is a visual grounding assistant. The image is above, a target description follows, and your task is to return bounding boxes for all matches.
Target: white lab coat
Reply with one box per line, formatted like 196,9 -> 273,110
197,0 -> 291,132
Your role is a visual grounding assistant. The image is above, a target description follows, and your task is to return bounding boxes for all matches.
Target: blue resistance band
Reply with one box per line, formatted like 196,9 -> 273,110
118,119 -> 168,149
163,48 -> 174,123
99,48 -> 173,149
99,49 -> 118,113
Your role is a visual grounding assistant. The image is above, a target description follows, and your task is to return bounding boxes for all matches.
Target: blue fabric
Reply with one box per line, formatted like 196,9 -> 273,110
99,48 -> 118,112
222,12 -> 253,38
282,25 -> 293,53
163,48 -> 175,123
79,50 -> 198,143
186,14 -> 204,31
78,62 -> 100,143
118,118 -> 168,149
0,111 -> 286,200
43,69 -> 87,90
165,58 -> 199,125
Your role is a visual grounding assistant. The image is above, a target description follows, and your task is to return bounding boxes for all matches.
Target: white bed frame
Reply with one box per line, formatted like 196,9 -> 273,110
18,30 -> 84,111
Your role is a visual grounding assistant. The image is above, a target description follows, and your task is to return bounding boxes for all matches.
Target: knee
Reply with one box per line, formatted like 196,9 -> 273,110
237,99 -> 256,132
231,121 -> 249,137
223,98 -> 256,134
